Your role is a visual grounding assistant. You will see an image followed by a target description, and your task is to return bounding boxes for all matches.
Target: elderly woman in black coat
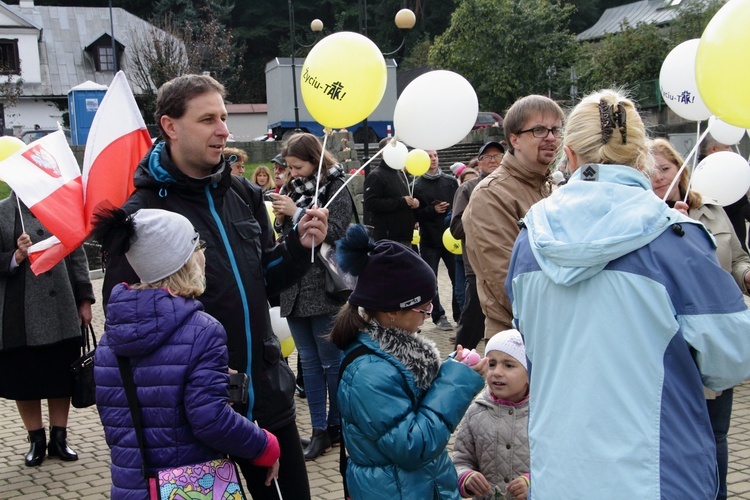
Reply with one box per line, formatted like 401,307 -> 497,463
0,193 -> 94,466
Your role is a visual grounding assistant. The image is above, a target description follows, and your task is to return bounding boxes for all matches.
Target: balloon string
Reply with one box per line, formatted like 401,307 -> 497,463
310,131 -> 330,262
682,121 -> 701,204
401,170 -> 411,197
663,124 -> 712,203
322,148 -> 383,210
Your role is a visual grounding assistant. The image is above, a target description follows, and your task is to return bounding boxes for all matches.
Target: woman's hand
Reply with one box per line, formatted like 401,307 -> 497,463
673,200 -> 689,216
297,207 -> 329,249
78,299 -> 92,327
270,193 -> 298,218
14,232 -> 32,264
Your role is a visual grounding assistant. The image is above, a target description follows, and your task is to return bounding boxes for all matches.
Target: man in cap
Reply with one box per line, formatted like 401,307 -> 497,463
271,153 -> 288,193
463,95 -> 563,339
450,141 -> 504,349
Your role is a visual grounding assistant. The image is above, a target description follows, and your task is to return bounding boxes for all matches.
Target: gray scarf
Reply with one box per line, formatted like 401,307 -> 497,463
366,320 -> 441,390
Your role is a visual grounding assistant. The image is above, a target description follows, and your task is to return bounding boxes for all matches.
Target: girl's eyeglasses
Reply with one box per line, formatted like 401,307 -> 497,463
411,303 -> 433,316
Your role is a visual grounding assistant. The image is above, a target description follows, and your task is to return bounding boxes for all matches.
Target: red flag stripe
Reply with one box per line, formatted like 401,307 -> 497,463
83,128 -> 152,229
28,177 -> 87,248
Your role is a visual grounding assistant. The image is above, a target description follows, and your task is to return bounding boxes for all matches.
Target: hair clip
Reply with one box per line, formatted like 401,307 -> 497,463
612,102 -> 627,145
227,154 -> 238,165
598,99 -> 614,145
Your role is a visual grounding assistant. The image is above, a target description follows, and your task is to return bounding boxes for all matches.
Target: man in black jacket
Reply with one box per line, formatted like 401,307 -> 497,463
363,139 -> 419,246
413,149 -> 459,330
101,74 -> 328,500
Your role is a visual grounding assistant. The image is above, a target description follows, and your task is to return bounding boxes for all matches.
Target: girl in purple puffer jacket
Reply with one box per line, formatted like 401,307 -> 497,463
93,208 -> 279,499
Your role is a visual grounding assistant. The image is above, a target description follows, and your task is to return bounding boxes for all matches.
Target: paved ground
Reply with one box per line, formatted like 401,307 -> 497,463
2,265 -> 750,498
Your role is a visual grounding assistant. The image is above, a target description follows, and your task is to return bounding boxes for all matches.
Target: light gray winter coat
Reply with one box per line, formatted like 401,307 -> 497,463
452,390 -> 530,499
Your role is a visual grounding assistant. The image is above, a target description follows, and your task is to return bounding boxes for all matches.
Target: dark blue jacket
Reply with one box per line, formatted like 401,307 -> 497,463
95,284 -> 269,499
102,143 -> 312,428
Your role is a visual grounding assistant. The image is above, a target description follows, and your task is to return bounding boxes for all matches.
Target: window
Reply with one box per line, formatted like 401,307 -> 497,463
96,46 -> 115,72
0,39 -> 20,74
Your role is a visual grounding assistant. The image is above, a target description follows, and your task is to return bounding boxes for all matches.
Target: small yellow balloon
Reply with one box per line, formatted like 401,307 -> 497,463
696,0 -> 750,127
280,336 -> 296,358
411,229 -> 420,246
405,149 -> 430,176
300,31 -> 387,129
0,136 -> 25,162
442,228 -> 462,255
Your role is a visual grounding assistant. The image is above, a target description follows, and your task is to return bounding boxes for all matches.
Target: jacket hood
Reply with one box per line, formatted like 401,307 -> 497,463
134,142 -> 229,195
523,164 -> 701,286
104,284 -> 204,357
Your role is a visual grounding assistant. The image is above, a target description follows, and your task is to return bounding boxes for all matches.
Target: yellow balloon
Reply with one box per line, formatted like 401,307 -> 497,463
0,136 -> 25,162
405,149 -> 430,176
696,0 -> 750,127
411,229 -> 420,246
280,336 -> 296,358
442,228 -> 462,255
300,32 -> 387,129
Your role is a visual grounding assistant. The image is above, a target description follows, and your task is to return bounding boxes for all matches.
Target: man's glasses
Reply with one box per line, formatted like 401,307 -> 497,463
478,154 -> 503,161
517,126 -> 563,139
411,303 -> 434,316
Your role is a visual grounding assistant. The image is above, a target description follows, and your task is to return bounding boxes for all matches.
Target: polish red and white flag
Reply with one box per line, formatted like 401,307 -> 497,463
3,71 -> 152,275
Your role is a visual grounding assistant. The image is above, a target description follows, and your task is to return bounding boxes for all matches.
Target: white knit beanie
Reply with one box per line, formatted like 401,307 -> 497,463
125,209 -> 199,284
485,329 -> 527,370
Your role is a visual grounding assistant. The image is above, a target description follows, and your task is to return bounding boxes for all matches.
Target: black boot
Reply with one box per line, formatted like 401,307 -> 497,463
25,428 -> 46,467
303,428 -> 331,460
48,426 -> 78,461
327,424 -> 341,446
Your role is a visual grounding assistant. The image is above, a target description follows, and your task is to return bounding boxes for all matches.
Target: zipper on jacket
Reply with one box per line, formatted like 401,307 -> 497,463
204,184 -> 255,419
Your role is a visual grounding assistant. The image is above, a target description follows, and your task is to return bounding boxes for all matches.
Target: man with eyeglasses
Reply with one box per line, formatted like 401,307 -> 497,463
413,149 -> 460,332
463,95 -> 563,339
449,141 -> 504,349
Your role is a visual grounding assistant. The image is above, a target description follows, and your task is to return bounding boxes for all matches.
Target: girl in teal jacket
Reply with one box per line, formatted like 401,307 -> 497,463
330,225 -> 486,499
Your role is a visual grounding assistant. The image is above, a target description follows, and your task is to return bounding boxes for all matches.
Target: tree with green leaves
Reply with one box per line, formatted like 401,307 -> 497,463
574,21 -> 669,100
428,0 -> 577,113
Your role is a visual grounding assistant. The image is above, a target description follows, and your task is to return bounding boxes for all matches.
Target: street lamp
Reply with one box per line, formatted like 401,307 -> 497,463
288,0 -> 323,132
361,7 -> 416,161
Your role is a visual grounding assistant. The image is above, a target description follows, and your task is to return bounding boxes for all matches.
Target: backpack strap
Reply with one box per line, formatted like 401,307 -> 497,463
338,344 -> 374,499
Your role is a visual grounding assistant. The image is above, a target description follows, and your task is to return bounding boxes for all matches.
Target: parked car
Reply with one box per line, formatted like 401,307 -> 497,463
473,112 -> 503,130
18,128 -> 72,145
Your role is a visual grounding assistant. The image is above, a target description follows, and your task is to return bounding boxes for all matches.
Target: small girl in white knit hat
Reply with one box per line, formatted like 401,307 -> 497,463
452,329 -> 530,499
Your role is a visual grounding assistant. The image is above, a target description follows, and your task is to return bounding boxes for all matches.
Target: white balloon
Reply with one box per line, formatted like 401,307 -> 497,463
659,39 -> 712,122
382,140 -> 408,170
393,70 -> 479,150
269,306 -> 292,341
708,116 -> 745,145
691,151 -> 750,206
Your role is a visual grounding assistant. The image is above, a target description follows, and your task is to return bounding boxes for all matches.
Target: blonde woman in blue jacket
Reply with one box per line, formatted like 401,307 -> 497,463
329,225 -> 487,499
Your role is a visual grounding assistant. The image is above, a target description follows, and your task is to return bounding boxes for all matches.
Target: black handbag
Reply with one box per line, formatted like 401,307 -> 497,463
318,241 -> 357,301
318,187 -> 362,301
70,324 -> 97,409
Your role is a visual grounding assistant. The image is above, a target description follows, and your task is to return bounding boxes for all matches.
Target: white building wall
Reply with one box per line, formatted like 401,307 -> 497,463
5,99 -> 64,134
226,113 -> 268,141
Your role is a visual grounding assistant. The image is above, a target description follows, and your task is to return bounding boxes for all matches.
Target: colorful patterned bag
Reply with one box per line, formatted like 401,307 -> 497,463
149,458 -> 246,500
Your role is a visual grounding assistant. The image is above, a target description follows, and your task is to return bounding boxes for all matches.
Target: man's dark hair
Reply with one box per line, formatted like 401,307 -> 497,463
154,74 -> 226,144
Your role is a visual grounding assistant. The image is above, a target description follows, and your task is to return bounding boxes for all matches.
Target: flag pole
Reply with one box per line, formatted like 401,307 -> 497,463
15,195 -> 26,234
